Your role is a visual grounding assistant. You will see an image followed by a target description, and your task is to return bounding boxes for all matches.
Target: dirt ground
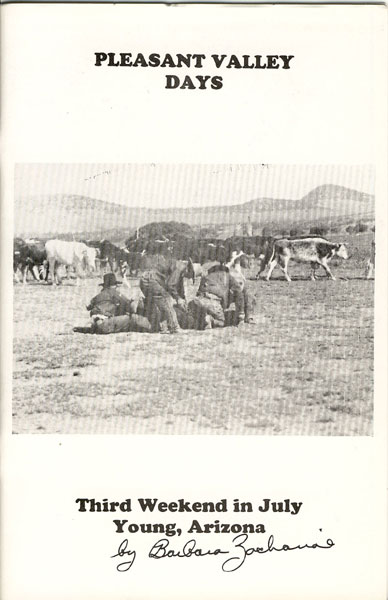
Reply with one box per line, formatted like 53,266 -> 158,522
12,234 -> 374,435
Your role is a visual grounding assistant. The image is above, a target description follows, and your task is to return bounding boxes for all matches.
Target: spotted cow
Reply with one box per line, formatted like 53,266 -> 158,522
265,237 -> 349,282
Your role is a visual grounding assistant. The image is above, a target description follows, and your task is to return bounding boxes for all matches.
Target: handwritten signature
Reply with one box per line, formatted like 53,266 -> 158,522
111,533 -> 335,573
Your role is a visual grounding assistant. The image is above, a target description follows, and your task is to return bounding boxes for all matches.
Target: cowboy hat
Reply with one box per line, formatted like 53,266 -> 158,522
99,272 -> 122,287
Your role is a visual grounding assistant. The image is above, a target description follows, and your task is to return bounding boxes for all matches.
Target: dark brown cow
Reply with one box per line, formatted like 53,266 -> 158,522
14,238 -> 47,283
84,240 -> 130,273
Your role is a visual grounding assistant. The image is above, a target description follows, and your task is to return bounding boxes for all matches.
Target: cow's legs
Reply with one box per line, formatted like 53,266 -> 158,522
54,263 -> 60,285
39,261 -> 48,280
74,262 -> 80,286
31,265 -> 40,281
109,258 -> 117,272
255,253 -> 266,279
280,267 -> 292,282
265,259 -> 278,281
310,262 -> 318,281
48,258 -> 57,284
278,256 -> 291,282
22,265 -> 28,284
73,259 -> 84,285
319,258 -> 336,281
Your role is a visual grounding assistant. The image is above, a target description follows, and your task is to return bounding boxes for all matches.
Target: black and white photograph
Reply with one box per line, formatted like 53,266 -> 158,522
13,163 -> 374,435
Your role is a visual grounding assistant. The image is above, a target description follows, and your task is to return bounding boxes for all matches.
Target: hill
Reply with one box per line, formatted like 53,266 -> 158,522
14,184 -> 374,238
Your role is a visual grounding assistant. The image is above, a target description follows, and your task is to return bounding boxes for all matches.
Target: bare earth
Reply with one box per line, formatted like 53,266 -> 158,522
13,235 -> 374,436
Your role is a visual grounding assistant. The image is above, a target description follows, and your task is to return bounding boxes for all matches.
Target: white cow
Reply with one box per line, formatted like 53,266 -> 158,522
45,239 -> 94,285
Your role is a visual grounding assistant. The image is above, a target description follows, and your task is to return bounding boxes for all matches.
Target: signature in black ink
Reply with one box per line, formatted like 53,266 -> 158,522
149,538 -> 229,560
222,533 -> 335,572
110,539 -> 136,571
111,533 -> 335,573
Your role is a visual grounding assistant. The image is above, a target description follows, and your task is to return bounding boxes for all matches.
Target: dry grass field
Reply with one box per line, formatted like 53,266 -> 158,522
13,233 -> 374,435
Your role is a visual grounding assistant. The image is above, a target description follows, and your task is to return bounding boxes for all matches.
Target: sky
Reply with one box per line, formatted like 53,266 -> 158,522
15,164 -> 374,209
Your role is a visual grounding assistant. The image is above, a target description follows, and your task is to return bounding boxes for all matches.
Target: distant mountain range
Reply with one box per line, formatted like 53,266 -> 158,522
15,184 -> 374,238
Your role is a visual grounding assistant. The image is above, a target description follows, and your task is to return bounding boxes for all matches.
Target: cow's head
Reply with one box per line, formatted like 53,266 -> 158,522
335,244 -> 349,260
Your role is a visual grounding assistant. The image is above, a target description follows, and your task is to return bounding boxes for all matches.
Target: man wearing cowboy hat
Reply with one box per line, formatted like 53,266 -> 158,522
87,272 -> 151,334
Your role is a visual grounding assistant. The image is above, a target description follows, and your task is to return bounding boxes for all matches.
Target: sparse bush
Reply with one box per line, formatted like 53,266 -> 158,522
346,225 -> 355,234
354,221 -> 368,233
128,221 -> 194,242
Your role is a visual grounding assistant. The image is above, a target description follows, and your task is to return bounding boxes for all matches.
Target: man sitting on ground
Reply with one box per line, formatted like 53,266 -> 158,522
189,259 -> 255,329
86,272 -> 151,334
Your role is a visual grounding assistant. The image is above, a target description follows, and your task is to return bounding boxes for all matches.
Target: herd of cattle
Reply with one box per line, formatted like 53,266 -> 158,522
13,232 -> 375,285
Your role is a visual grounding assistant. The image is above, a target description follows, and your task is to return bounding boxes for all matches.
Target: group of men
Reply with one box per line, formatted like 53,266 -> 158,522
81,253 -> 255,335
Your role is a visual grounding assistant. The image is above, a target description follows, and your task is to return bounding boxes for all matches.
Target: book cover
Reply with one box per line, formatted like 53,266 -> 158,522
1,3 -> 387,598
